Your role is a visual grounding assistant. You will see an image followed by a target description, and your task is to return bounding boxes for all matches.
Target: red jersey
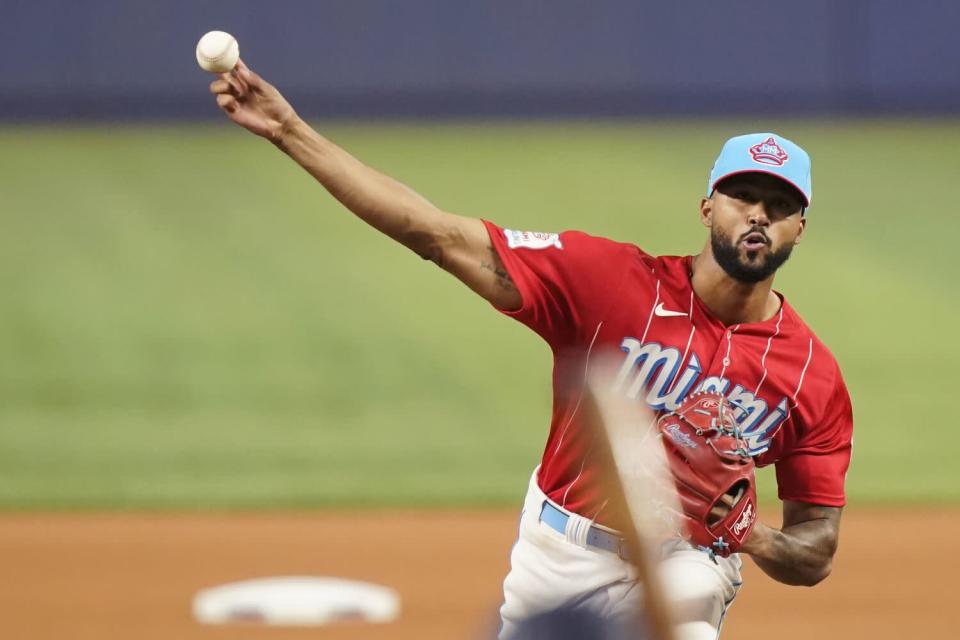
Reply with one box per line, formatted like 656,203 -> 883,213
484,222 -> 853,524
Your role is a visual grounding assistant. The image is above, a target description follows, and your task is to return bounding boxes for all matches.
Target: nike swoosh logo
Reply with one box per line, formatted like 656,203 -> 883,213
654,302 -> 687,318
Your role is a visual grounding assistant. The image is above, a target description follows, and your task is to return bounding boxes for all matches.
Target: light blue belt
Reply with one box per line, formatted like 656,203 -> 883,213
539,500 -> 629,560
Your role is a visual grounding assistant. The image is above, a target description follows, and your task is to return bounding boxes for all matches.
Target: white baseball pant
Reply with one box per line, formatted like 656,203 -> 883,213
498,468 -> 742,640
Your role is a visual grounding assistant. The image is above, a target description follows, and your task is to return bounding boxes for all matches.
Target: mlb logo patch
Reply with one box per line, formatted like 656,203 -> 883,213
748,137 -> 789,167
505,229 -> 563,250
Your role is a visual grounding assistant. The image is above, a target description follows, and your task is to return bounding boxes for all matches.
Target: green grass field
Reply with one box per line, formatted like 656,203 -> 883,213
0,120 -> 957,508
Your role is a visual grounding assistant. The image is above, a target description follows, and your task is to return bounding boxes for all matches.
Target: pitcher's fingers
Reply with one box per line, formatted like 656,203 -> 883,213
209,78 -> 233,95
218,72 -> 246,97
216,93 -> 238,113
235,58 -> 265,93
229,68 -> 250,94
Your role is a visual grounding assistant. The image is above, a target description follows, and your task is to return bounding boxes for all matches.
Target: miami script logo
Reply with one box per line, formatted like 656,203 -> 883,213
614,338 -> 790,454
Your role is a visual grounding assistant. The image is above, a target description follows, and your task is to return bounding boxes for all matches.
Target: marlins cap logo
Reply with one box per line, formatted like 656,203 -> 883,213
748,137 -> 789,167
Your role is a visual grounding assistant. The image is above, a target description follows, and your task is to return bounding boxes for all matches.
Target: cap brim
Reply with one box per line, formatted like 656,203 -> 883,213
710,169 -> 810,208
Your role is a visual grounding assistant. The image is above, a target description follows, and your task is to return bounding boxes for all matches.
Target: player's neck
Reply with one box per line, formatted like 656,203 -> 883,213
690,252 -> 780,325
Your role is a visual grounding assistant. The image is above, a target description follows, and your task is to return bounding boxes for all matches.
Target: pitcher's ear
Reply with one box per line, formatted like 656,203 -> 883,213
700,196 -> 713,227
794,216 -> 807,245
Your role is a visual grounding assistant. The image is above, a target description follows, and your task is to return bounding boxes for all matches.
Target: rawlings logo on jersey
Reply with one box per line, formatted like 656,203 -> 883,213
614,338 -> 790,454
504,229 -> 563,250
749,137 -> 789,166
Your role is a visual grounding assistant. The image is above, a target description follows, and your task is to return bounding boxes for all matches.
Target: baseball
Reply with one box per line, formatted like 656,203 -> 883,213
195,31 -> 239,73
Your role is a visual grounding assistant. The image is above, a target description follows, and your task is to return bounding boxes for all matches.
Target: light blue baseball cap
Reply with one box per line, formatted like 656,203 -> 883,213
707,133 -> 812,209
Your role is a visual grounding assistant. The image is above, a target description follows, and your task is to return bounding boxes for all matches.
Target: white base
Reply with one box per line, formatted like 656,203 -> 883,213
192,576 -> 401,626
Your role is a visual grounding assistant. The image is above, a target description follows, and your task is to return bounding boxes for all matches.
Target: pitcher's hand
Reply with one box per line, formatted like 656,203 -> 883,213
209,59 -> 297,143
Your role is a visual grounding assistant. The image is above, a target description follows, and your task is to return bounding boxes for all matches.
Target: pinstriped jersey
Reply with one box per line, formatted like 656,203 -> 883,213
484,221 -> 853,525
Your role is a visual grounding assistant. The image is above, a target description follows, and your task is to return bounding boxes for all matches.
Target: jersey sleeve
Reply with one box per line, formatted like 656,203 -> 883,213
774,367 -> 854,507
482,220 -> 637,347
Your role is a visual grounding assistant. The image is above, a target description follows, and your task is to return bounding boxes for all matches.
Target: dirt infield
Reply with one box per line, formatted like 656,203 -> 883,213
0,507 -> 951,639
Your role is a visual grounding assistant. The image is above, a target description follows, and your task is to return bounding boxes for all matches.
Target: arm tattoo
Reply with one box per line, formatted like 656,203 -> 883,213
480,245 -> 516,292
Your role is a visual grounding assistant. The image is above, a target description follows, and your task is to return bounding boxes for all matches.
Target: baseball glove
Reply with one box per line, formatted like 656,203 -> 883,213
658,391 -> 757,559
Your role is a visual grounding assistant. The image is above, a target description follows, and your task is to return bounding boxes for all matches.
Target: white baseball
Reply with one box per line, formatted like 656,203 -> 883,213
195,31 -> 239,73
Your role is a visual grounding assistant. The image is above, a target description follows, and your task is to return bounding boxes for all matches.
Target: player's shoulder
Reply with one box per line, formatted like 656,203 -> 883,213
780,298 -> 846,383
504,226 -> 648,262
556,228 -> 645,256
491,222 -> 662,279
491,222 -> 642,254
556,231 -> 695,292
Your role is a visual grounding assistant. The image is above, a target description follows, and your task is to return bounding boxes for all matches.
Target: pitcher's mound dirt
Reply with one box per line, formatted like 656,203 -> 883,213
0,507 -> 952,639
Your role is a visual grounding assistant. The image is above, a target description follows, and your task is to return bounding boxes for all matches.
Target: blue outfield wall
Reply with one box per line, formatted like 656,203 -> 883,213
2,0 -> 959,120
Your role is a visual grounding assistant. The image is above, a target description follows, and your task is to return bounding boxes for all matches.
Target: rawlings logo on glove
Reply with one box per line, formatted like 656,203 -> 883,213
732,502 -> 756,537
657,391 -> 758,559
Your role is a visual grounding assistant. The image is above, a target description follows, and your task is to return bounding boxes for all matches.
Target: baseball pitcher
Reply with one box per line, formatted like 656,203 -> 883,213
208,61 -> 853,640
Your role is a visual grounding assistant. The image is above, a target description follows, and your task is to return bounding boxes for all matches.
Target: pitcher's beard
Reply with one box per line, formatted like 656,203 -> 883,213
711,227 -> 794,284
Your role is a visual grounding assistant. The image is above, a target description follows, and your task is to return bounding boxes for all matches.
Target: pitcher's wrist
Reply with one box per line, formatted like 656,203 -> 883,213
739,520 -> 773,557
272,113 -> 306,149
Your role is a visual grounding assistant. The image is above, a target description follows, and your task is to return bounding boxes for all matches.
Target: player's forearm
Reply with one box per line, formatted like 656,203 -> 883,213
741,520 -> 837,586
210,64 -> 520,309
274,116 -> 453,262
272,116 -> 521,309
